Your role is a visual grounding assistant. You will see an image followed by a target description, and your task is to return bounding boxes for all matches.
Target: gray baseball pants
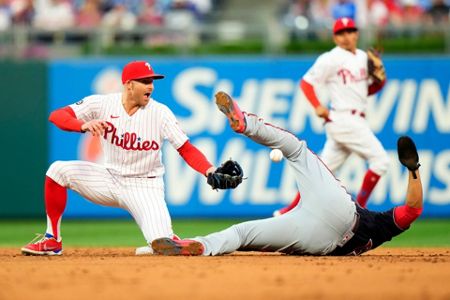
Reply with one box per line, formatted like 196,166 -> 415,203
194,113 -> 357,255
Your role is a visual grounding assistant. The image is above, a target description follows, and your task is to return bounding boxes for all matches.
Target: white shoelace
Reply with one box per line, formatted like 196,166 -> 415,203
27,233 -> 48,245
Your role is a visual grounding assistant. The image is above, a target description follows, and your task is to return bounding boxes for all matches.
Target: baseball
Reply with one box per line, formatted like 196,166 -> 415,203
270,149 -> 283,162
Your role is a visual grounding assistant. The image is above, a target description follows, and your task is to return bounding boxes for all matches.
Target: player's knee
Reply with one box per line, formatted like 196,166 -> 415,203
370,154 -> 390,175
46,161 -> 70,182
47,161 -> 64,174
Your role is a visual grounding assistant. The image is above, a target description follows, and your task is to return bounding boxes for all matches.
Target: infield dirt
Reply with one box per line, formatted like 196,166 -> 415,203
1,247 -> 449,300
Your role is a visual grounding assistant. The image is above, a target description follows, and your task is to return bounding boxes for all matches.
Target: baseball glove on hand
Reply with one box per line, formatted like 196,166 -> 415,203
207,159 -> 244,190
397,136 -> 420,178
367,48 -> 386,84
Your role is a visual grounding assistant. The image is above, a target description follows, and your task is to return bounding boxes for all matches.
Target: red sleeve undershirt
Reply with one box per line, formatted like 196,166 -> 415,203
368,79 -> 386,96
393,205 -> 423,230
49,106 -> 84,132
300,79 -> 321,108
177,141 -> 213,176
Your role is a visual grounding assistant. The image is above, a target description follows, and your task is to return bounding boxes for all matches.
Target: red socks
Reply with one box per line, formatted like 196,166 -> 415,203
356,169 -> 381,208
394,205 -> 423,230
45,176 -> 67,240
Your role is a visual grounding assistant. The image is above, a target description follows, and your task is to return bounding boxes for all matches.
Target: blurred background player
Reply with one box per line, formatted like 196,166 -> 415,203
21,60 -> 218,256
274,17 -> 388,216
152,91 -> 423,257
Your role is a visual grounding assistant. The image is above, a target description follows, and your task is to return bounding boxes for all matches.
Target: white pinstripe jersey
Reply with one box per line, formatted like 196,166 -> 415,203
69,93 -> 188,177
303,46 -> 369,112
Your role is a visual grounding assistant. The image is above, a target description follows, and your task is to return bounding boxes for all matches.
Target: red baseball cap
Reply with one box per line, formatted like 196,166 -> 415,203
333,17 -> 358,34
121,61 -> 164,84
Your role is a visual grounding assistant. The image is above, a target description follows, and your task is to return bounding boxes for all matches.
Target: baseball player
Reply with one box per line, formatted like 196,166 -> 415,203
151,91 -> 423,256
274,17 -> 388,216
21,60 -> 218,256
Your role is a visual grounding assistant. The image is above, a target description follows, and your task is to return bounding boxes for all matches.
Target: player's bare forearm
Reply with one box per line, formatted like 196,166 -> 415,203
300,81 -> 331,122
406,170 -> 423,209
315,105 -> 330,121
81,120 -> 108,137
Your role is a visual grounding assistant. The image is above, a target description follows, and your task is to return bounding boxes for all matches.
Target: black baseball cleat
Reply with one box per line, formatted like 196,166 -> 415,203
397,136 -> 420,178
215,91 -> 247,133
151,237 -> 204,256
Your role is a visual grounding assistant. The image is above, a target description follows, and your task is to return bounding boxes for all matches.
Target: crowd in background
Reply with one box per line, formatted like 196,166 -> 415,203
0,0 -> 448,58
281,0 -> 450,33
0,0 -> 448,33
0,0 -> 217,32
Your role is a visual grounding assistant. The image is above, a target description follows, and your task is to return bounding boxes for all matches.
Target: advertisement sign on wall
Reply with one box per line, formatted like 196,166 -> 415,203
49,57 -> 450,218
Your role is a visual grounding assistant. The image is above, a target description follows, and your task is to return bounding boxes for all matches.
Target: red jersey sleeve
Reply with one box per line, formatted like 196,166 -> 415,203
300,79 -> 321,108
49,106 -> 85,132
177,141 -> 213,176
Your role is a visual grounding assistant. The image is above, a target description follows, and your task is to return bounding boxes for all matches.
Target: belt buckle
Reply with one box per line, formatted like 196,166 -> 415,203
337,213 -> 358,247
337,230 -> 355,247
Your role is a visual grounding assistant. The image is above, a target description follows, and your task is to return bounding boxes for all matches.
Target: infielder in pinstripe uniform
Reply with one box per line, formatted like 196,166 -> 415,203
22,61 -> 217,256
274,17 -> 388,216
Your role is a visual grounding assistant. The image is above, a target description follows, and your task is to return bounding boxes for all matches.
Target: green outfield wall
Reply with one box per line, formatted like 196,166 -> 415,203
0,61 -> 47,217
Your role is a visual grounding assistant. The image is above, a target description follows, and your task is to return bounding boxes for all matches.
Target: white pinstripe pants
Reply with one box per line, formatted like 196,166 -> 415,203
321,111 -> 389,175
46,160 -> 174,243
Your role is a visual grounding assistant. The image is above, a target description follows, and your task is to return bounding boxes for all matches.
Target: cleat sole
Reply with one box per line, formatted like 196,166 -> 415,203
215,92 -> 244,132
21,248 -> 63,256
